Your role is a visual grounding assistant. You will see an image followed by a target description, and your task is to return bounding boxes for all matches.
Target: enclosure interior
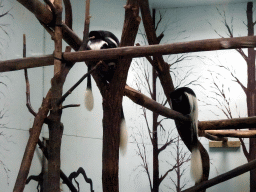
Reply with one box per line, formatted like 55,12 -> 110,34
0,0 -> 252,191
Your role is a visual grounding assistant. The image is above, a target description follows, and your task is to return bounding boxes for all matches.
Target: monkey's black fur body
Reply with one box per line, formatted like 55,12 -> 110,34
170,87 -> 197,151
170,87 -> 202,183
86,30 -> 119,82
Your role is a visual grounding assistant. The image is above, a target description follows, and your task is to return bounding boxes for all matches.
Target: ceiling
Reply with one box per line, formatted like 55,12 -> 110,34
149,0 -> 251,8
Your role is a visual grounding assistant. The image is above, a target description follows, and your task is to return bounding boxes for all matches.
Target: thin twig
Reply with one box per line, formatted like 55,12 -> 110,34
57,61 -> 103,105
23,34 -> 37,116
203,132 -> 228,142
62,104 -> 80,109
81,0 -> 91,50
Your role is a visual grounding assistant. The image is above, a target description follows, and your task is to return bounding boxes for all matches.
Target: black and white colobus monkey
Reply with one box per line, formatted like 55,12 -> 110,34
84,30 -> 119,110
84,30 -> 128,154
170,87 -> 203,183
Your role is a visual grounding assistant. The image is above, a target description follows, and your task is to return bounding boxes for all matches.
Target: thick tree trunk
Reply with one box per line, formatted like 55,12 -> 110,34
152,9 -> 160,192
46,1 -> 64,191
102,96 -> 120,192
101,1 -> 140,192
152,61 -> 159,192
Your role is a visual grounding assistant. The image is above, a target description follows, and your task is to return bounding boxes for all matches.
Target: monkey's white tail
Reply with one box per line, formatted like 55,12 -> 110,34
120,118 -> 128,155
84,88 -> 94,111
191,146 -> 203,183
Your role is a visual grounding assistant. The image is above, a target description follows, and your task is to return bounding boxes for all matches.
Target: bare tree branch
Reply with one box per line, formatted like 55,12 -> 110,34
158,136 -> 176,153
239,138 -> 249,160
132,132 -> 153,191
182,158 -> 256,192
142,107 -> 153,143
23,34 -> 37,116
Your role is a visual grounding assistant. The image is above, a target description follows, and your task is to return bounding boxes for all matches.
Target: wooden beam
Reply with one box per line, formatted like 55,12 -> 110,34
182,158 -> 256,192
209,141 -> 241,148
199,116 -> 256,130
2,35 -> 256,72
0,55 -> 54,72
63,35 -> 256,62
204,130 -> 256,138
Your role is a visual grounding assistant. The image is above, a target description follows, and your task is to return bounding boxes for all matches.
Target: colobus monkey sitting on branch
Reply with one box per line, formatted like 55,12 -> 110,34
84,30 -> 128,154
170,87 -> 203,183
84,30 -> 119,110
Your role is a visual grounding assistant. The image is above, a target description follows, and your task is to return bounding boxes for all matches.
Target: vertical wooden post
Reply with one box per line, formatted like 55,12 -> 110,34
47,0 -> 63,192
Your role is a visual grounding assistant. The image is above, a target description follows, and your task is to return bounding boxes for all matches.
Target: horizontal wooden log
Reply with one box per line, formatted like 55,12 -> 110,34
2,35 -> 256,72
0,55 -> 54,72
204,130 -> 256,138
17,0 -> 256,58
63,35 -> 256,62
183,158 -> 256,192
199,116 -> 256,130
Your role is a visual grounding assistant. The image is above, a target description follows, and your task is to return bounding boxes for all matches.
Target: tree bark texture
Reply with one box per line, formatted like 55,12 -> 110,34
46,1 -> 64,191
152,59 -> 159,192
102,1 -> 140,192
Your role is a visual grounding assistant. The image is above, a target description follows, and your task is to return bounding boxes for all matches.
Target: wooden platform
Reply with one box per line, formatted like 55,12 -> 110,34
209,141 -> 241,148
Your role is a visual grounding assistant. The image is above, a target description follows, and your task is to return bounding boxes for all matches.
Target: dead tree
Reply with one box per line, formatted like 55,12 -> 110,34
131,57 -> 177,192
206,2 -> 256,191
